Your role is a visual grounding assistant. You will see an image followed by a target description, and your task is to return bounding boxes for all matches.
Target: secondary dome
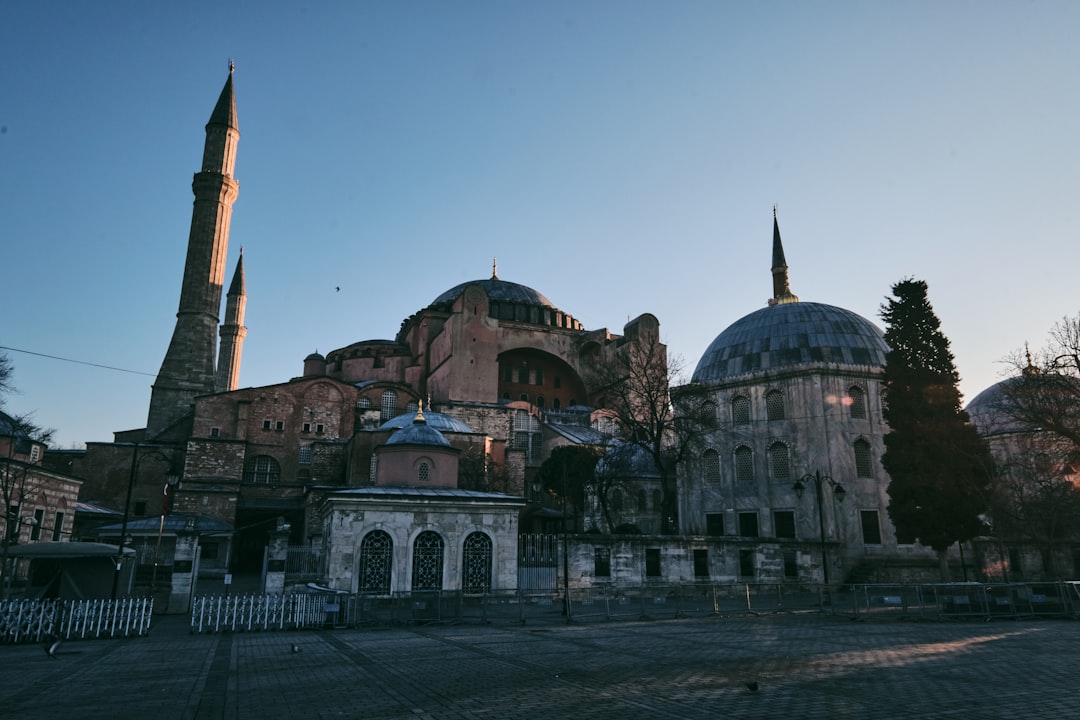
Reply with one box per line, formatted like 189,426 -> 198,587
386,415 -> 452,447
692,302 -> 888,383
380,411 -> 473,434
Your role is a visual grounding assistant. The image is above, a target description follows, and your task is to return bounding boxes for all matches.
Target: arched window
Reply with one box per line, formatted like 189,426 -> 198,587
652,489 -> 661,510
462,532 -> 492,593
703,449 -> 721,483
553,398 -> 561,409
766,390 -> 785,421
734,446 -> 754,484
699,401 -> 718,428
243,455 -> 280,484
768,441 -> 790,480
359,530 -> 392,594
380,390 -> 397,421
535,395 -> 545,409
411,531 -> 444,591
848,386 -> 867,419
417,461 -> 431,482
357,397 -> 372,409
732,395 -> 750,425
369,454 -> 378,483
611,488 -> 623,513
637,489 -> 647,512
854,438 -> 873,477
513,410 -> 541,463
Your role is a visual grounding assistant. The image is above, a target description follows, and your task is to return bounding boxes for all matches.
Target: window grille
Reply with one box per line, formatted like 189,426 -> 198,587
411,531 -> 444,591
418,461 -> 430,482
848,386 -> 867,419
732,396 -> 750,425
380,390 -> 397,421
299,446 -> 312,465
765,390 -> 785,421
703,449 -> 721,483
735,446 -> 754,483
854,438 -> 873,477
244,455 -> 280,484
768,442 -> 790,480
462,532 -> 493,592
359,531 -> 392,594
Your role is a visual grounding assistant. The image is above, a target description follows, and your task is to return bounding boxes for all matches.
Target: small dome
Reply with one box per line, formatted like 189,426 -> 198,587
693,302 -> 888,383
596,442 -> 662,478
379,411 -> 473,434
304,351 -> 325,362
430,277 -> 555,309
386,416 -> 452,447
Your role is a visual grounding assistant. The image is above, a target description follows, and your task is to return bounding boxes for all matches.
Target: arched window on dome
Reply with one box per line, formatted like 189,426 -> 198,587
359,530 -> 392,595
462,532 -> 492,593
411,530 -> 444,591
765,390 -> 785,421
380,390 -> 397,421
854,438 -> 874,478
734,445 -> 754,484
703,449 -> 721,483
848,386 -> 867,419
732,395 -> 750,425
244,455 -> 280,484
768,442 -> 790,480
417,461 -> 431,482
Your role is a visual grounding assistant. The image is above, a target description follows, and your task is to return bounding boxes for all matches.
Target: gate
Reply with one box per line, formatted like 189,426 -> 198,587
517,534 -> 559,592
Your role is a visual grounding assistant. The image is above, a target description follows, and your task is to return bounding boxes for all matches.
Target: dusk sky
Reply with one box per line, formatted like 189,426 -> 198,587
2,1 -> 1078,448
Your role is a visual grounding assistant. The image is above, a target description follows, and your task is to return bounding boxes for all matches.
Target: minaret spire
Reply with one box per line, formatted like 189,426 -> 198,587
147,70 -> 240,437
768,206 -> 799,307
216,248 -> 247,392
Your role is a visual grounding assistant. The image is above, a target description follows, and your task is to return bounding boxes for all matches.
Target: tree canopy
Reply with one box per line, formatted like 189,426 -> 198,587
880,279 -> 993,558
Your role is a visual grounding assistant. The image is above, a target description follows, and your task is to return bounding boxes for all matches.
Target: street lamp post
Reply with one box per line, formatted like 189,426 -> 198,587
792,471 -> 846,587
110,443 -> 175,600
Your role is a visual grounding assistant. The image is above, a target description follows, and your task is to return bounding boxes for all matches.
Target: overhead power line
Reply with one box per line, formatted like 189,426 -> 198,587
0,345 -> 157,377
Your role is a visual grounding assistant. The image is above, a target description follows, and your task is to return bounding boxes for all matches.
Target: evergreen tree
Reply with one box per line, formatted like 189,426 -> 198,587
880,279 -> 993,577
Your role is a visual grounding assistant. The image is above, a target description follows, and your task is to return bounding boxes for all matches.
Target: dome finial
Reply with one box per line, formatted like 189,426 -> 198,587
416,399 -> 425,422
492,257 -> 498,279
228,58 -> 235,74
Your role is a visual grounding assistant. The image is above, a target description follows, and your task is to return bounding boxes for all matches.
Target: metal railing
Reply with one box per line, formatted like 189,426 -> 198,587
0,597 -> 154,644
844,581 -> 1080,621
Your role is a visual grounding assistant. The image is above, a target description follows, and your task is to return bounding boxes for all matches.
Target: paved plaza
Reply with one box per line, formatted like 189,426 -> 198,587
4,611 -> 1077,719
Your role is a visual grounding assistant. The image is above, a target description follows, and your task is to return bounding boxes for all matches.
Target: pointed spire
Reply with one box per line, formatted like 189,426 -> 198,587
768,206 -> 799,306
228,247 -> 245,296
207,65 -> 238,131
492,257 -> 498,279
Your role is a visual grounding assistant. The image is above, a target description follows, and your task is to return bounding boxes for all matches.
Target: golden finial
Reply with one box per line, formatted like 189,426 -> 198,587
492,257 -> 498,279
416,399 -> 425,421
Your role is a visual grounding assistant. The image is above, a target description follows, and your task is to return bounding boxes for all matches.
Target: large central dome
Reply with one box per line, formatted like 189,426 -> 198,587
692,302 -> 888,383
430,277 -> 555,309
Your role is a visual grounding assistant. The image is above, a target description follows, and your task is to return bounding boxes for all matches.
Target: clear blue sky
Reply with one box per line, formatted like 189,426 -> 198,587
2,1 -> 1078,448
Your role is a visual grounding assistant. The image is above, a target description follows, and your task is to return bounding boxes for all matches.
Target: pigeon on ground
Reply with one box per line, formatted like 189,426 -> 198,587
744,680 -> 759,692
291,644 -> 302,653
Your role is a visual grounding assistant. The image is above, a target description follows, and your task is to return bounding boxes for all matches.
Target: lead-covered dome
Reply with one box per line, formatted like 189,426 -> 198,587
386,416 -> 452,447
380,411 -> 473,434
430,277 -> 555,310
692,302 -> 888,383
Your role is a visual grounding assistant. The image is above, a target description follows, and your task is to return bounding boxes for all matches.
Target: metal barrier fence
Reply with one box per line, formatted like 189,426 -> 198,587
189,583 -> 832,632
843,582 -> 1080,621
0,597 -> 154,644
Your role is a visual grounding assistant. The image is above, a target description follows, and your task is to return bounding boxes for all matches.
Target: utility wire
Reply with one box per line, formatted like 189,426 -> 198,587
0,345 -> 157,377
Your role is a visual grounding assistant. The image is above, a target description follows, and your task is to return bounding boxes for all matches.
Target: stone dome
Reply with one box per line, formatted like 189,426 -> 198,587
692,301 -> 888,383
385,416 -> 452,447
379,411 -> 473,434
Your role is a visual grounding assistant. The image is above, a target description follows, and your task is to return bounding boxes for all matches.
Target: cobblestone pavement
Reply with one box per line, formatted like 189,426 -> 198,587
4,612 -> 1077,719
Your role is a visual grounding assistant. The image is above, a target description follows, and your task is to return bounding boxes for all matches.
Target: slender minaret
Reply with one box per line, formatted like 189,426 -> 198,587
216,249 -> 247,392
768,206 -> 799,307
147,67 -> 240,437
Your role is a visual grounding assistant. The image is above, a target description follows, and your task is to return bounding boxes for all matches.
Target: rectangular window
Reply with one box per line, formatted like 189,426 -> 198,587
210,427 -> 220,438
534,368 -> 544,386
134,501 -> 147,516
52,512 -> 65,541
6,504 -> 19,541
200,541 -> 219,560
518,365 -> 529,384
316,423 -> 325,434
31,508 -> 45,541
738,511 -> 759,538
275,421 -> 284,431
503,364 -> 513,382
693,548 -> 709,578
645,548 -> 662,577
299,446 -> 313,465
30,445 -> 41,463
861,510 -> 882,545
262,419 -> 272,430
594,547 -> 611,577
783,550 -> 798,578
1008,548 -> 1022,577
554,376 -> 561,389
705,513 -> 725,536
302,422 -> 312,433
773,510 -> 796,539
739,549 -> 755,578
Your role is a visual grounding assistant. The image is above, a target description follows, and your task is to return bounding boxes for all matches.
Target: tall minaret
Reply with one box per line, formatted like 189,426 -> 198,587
147,67 -> 240,437
216,249 -> 247,392
768,206 -> 799,307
